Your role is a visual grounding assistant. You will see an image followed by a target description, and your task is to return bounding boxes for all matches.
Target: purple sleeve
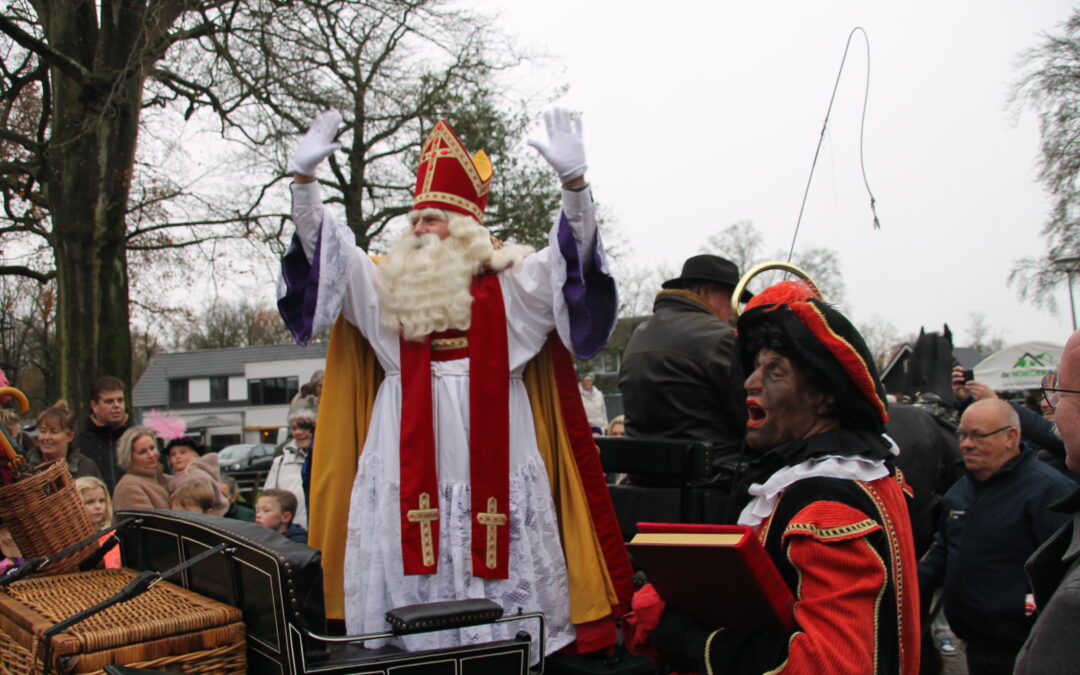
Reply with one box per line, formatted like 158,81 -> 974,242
277,232 -> 323,346
556,212 -> 617,359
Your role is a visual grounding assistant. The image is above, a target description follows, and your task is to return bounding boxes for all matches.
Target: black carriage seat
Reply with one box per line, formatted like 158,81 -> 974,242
595,437 -> 739,539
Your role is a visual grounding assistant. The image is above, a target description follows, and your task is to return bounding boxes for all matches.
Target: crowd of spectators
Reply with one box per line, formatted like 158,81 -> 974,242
3,280 -> 1079,675
0,372 -> 317,572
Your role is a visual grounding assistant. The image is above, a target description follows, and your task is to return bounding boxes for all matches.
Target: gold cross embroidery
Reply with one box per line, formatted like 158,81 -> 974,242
407,492 -> 440,567
420,136 -> 454,193
476,497 -> 508,569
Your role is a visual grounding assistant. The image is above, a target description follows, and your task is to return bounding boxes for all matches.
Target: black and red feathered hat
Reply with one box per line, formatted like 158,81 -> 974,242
735,280 -> 889,432
413,120 -> 493,222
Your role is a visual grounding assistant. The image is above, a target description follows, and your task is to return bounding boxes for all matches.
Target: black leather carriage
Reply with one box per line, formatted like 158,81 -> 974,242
116,510 -> 538,674
597,437 -> 739,537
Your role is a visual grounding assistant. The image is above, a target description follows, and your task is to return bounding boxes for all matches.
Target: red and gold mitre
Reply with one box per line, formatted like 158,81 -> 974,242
413,120 -> 493,222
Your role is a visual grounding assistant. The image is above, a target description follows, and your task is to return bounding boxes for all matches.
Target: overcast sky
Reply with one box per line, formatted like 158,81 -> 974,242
473,0 -> 1079,348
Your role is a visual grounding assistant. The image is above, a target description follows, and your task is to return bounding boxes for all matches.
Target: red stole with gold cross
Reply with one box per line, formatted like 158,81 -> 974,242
398,273 -> 510,578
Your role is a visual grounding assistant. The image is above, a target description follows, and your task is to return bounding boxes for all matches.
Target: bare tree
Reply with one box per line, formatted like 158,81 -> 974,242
177,299 -> 294,350
0,0 -> 258,415
702,219 -> 763,275
612,261 -> 670,318
0,0 -> 558,415
131,327 -> 164,390
857,315 -> 909,371
702,220 -> 848,307
964,311 -> 1005,354
206,0 -> 558,252
1011,10 -> 1080,310
0,275 -> 57,411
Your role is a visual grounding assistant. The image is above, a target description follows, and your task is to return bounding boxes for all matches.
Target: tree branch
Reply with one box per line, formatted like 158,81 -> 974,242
0,266 -> 55,283
126,231 -> 259,251
0,14 -> 97,86
125,215 -> 274,240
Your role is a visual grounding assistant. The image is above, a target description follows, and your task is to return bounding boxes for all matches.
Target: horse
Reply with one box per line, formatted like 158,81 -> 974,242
901,325 -> 958,418
889,326 -> 963,557
887,327 -> 965,675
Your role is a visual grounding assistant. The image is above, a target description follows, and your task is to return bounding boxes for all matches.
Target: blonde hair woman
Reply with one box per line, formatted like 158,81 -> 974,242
112,427 -> 170,512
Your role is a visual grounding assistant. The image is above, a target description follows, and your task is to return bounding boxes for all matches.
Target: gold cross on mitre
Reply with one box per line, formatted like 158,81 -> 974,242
476,497 -> 508,569
407,492 -> 440,567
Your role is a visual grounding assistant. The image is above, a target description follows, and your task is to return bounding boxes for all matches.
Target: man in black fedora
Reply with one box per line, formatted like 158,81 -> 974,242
618,254 -> 750,467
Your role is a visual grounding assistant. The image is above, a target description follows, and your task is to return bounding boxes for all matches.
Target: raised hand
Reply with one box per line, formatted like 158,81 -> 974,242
527,108 -> 587,184
291,110 -> 343,177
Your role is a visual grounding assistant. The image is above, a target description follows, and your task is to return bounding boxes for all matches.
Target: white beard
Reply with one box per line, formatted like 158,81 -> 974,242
376,214 -> 533,342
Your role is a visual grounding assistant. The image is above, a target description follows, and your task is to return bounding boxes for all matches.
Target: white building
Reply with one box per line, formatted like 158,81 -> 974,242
132,343 -> 328,450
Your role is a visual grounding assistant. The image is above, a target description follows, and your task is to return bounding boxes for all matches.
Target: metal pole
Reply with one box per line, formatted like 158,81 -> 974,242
1069,269 -> 1077,331
1052,256 -> 1080,331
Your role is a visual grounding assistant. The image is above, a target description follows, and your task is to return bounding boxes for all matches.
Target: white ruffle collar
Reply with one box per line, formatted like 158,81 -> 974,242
737,434 -> 900,528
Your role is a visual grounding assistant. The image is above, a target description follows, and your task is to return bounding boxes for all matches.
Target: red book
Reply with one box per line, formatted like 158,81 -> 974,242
628,522 -> 795,630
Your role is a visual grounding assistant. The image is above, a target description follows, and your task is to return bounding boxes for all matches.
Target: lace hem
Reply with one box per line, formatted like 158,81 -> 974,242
343,452 -> 575,658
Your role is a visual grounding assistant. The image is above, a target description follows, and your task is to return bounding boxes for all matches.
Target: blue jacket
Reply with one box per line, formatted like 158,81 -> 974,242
918,449 -> 1074,647
283,523 -> 308,545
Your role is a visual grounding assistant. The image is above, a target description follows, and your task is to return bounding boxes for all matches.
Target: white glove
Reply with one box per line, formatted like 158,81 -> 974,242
291,109 -> 343,177
527,108 -> 587,183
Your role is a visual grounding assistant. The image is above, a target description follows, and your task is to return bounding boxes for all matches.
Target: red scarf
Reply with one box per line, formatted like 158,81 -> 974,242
398,274 -> 511,578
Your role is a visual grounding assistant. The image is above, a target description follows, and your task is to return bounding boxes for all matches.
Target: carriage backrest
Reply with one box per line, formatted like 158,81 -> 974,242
116,509 -> 324,674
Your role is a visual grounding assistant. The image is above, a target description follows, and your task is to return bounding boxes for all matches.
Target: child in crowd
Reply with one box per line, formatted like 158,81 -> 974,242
219,476 -> 255,522
76,476 -> 114,529
76,475 -> 120,569
0,409 -> 35,455
0,523 -> 23,575
170,482 -> 216,514
255,489 -> 308,544
164,437 -> 228,516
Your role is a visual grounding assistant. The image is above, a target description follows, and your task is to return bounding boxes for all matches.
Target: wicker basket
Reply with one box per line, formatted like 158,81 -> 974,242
0,459 -> 95,573
0,568 -> 246,674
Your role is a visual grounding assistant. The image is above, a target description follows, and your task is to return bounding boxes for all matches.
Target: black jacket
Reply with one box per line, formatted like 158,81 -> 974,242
75,416 -> 131,491
1015,488 -> 1080,674
918,449 -> 1074,648
618,290 -> 745,456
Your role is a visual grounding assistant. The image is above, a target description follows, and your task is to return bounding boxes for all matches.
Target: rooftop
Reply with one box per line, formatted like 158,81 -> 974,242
133,342 -> 328,408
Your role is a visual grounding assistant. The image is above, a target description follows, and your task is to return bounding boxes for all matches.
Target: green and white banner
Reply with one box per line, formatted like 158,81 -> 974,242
972,341 -> 1064,392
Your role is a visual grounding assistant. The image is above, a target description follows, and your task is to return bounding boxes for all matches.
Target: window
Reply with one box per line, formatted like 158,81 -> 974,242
169,379 -> 189,404
209,434 -> 241,453
210,376 -> 229,402
596,351 -> 620,374
248,377 -> 299,405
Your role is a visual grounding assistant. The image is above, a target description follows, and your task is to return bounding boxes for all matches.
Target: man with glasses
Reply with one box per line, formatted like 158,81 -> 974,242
919,398 -> 1073,675
1015,331 -> 1080,674
952,366 -> 1077,481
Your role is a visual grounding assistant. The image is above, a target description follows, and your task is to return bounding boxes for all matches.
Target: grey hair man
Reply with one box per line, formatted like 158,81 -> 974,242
919,397 -> 1074,675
